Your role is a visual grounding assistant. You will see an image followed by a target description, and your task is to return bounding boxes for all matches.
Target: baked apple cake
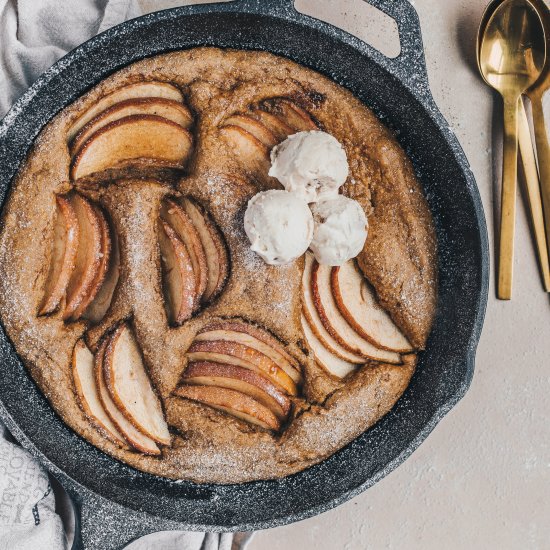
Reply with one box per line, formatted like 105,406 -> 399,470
0,48 -> 437,483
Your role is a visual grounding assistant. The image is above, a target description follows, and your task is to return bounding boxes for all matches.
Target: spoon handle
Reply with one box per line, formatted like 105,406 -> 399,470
517,100 -> 550,291
529,92 -> 550,272
498,95 -> 519,300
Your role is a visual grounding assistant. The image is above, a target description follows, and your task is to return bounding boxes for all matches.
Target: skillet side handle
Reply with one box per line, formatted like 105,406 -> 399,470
68,489 -> 163,550
354,0 -> 430,94
66,480 -> 218,549
232,0 -> 430,96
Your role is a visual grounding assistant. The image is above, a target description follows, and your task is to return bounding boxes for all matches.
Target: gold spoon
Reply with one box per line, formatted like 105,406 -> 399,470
478,0 -> 550,293
526,0 -> 550,268
479,0 -> 546,299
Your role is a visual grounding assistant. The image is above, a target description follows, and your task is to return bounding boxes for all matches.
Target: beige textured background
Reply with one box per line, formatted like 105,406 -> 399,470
136,1 -> 549,548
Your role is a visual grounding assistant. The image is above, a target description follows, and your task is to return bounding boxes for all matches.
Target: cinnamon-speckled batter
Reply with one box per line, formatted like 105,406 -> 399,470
0,48 -> 436,483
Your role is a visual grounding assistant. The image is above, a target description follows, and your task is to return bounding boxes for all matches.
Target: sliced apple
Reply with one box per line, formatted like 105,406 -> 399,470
72,339 -> 129,448
187,340 -> 297,396
63,194 -> 103,321
71,98 -> 193,156
67,81 -> 184,142
70,205 -> 112,321
311,260 -> 401,364
103,323 -> 170,445
219,125 -> 271,174
173,385 -> 280,431
222,115 -> 278,148
95,336 -> 160,455
158,219 -> 196,325
300,314 -> 357,379
182,361 -> 291,419
261,98 -> 318,131
196,321 -> 302,385
181,198 -> 228,303
70,115 -> 194,181
160,199 -> 208,309
332,261 -> 414,353
302,253 -> 365,364
84,217 -> 119,323
39,196 -> 80,316
251,110 -> 295,141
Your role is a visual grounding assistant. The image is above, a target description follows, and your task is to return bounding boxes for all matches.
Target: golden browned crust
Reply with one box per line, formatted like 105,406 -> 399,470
0,48 -> 436,483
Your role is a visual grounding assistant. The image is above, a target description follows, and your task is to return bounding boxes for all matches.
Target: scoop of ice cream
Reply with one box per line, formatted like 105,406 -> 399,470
244,190 -> 314,266
268,131 -> 349,203
310,195 -> 368,266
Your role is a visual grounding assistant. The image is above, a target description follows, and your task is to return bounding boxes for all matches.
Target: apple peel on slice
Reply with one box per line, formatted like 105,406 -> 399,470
158,219 -> 196,325
72,339 -> 130,448
311,260 -> 401,364
84,216 -> 119,323
181,198 -> 228,303
196,321 -> 302,385
251,110 -> 295,142
71,204 -> 112,321
261,98 -> 318,132
39,195 -> 80,316
71,98 -> 193,156
332,261 -> 413,353
187,340 -> 297,396
183,361 -> 291,420
70,115 -> 194,181
161,199 -> 208,309
67,81 -> 184,142
63,194 -> 103,322
301,314 -> 357,379
302,253 -> 365,364
223,115 -> 278,148
174,385 -> 280,431
95,337 -> 160,455
103,323 -> 170,446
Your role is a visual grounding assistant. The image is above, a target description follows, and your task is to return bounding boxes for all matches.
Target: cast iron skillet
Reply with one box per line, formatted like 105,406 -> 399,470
0,0 -> 489,548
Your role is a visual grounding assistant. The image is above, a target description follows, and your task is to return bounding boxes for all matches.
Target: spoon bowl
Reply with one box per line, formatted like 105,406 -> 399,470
477,0 -> 502,72
480,0 -> 545,97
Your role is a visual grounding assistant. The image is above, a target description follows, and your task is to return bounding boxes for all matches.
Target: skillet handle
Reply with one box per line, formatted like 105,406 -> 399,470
231,0 -> 430,94
68,489 -> 176,550
65,476 -> 218,549
358,0 -> 430,91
